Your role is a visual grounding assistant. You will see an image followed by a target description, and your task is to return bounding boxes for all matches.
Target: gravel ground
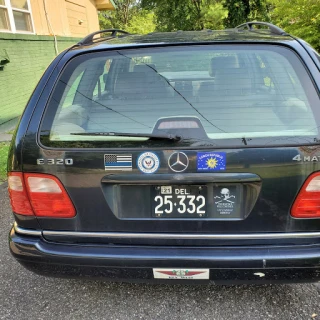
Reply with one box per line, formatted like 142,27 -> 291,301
0,184 -> 319,320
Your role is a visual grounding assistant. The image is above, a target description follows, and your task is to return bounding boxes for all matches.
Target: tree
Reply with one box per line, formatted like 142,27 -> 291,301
203,2 -> 228,30
99,0 -> 135,29
98,0 -> 320,52
99,0 -> 155,34
141,0 -> 201,31
141,0 -> 223,31
269,0 -> 320,51
126,10 -> 156,34
223,0 -> 270,28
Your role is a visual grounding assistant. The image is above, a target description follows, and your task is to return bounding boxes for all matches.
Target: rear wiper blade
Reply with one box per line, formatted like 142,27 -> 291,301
70,132 -> 181,141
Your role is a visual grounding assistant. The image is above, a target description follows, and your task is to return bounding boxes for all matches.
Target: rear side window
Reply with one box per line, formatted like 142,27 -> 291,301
40,45 -> 320,148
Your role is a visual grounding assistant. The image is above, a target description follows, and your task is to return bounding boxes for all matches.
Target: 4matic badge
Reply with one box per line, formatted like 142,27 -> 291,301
292,154 -> 320,162
137,152 -> 160,174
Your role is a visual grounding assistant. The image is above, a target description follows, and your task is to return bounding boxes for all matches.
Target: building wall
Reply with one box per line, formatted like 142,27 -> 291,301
0,33 -> 81,128
87,0 -> 102,34
30,0 -> 101,37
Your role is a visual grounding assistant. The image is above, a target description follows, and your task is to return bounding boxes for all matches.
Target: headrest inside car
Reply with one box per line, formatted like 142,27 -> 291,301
114,69 -> 169,99
114,72 -> 147,97
209,55 -> 239,77
214,68 -> 251,94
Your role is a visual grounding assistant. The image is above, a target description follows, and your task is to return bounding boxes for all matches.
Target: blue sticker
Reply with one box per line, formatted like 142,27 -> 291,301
197,152 -> 226,171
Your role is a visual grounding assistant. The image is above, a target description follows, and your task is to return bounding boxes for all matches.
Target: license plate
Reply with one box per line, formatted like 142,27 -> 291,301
153,268 -> 209,280
152,185 -> 207,218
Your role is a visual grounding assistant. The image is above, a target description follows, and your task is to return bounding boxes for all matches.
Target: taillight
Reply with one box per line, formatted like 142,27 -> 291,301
8,172 -> 33,215
291,172 -> 320,218
8,172 -> 76,218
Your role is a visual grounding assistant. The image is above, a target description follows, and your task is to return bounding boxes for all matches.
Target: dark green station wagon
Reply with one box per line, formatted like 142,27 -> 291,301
7,22 -> 320,283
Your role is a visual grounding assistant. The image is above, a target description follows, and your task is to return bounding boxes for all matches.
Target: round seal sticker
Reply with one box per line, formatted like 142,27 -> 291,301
137,152 -> 160,174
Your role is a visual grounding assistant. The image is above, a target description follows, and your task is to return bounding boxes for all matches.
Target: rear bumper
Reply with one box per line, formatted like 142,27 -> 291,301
9,227 -> 320,284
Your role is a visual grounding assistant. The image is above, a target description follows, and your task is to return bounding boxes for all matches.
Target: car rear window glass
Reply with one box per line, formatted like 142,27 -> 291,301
40,45 -> 320,148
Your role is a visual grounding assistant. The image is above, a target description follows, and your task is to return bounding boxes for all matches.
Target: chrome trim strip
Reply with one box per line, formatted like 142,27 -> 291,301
102,172 -> 261,184
42,230 -> 320,240
14,222 -> 42,236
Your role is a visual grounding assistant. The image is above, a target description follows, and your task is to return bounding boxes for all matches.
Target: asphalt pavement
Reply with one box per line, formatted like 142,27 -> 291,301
0,184 -> 319,320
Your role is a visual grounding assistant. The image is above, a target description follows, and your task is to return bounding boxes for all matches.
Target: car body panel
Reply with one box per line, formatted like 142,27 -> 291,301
17,146 -> 320,236
7,29 -> 320,282
9,226 -> 320,283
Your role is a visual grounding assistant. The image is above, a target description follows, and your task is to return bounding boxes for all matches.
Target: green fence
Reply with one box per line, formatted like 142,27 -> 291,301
0,34 -> 80,130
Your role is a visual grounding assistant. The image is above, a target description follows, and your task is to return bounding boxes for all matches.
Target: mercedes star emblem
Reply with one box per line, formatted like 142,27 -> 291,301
168,152 -> 189,172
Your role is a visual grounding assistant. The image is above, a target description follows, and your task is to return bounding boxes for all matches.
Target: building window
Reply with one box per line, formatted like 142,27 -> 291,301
0,0 -> 34,33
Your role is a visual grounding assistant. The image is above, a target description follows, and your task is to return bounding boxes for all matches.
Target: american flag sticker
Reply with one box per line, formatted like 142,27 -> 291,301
104,154 -> 132,171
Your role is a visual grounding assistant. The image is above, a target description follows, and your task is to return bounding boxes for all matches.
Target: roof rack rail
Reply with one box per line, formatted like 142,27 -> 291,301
78,29 -> 130,46
236,21 -> 288,36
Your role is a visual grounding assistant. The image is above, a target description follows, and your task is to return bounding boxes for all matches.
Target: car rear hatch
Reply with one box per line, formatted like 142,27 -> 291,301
19,43 -> 320,245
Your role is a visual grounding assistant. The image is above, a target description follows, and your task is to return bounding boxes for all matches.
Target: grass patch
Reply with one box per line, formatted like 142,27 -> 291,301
0,142 -> 10,183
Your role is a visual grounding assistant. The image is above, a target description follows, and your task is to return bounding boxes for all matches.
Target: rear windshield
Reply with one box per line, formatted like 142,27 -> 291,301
40,45 -> 320,148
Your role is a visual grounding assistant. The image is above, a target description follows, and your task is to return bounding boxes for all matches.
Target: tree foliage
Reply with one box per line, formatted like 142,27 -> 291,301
269,0 -> 320,50
141,0 -> 200,31
99,0 -> 135,29
141,0 -> 226,31
223,0 -> 270,27
202,3 -> 228,30
98,0 -> 320,52
98,0 -> 155,34
141,0 -> 268,31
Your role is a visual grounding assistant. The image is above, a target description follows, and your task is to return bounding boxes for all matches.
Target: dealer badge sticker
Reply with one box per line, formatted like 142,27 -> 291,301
137,152 -> 160,174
